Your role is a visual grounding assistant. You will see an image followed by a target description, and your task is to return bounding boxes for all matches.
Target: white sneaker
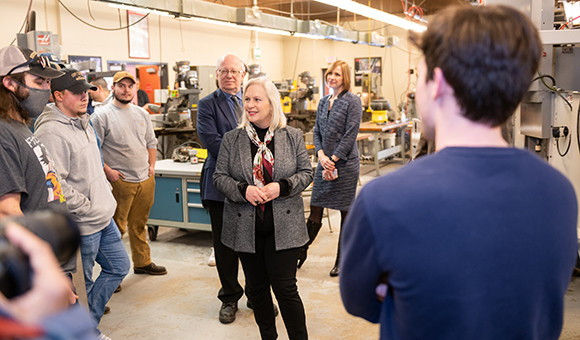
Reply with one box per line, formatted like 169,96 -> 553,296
98,333 -> 112,340
207,247 -> 216,266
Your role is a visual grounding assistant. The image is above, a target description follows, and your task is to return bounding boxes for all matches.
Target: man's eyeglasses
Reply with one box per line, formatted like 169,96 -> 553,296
218,69 -> 244,76
7,54 -> 53,76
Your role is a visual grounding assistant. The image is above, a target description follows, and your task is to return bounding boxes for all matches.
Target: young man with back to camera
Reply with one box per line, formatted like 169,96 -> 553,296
340,5 -> 578,340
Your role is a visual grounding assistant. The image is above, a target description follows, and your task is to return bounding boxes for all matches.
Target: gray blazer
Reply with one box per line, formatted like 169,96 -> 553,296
213,126 -> 313,253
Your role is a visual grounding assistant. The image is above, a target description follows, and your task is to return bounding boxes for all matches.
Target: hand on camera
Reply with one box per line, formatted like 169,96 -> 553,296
0,223 -> 74,324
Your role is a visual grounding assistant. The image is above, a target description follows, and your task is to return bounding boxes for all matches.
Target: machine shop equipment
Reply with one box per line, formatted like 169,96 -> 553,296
398,91 -> 417,120
152,61 -> 210,159
498,0 -> 580,253
360,73 -> 382,108
290,71 -> 318,112
368,100 -> 397,124
275,71 -> 319,133
248,64 -> 267,79
361,72 -> 403,123
274,80 -> 293,113
172,61 -> 202,112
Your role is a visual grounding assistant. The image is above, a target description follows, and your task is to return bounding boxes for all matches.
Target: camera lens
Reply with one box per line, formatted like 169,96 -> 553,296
0,209 -> 80,298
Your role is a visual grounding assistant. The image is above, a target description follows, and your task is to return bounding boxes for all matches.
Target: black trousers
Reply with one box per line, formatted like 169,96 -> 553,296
238,232 -> 308,340
205,200 -> 244,303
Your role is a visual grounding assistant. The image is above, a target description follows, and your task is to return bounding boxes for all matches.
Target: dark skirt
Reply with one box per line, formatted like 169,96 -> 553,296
311,157 -> 359,211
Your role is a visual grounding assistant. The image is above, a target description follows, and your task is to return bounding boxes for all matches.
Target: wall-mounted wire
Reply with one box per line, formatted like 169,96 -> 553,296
577,98 -> 580,157
58,0 -> 150,31
559,14 -> 580,30
533,72 -> 573,111
400,0 -> 424,21
553,126 -> 572,157
9,0 -> 33,46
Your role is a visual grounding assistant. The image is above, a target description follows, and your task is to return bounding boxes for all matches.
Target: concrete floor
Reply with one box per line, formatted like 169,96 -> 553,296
96,161 -> 580,340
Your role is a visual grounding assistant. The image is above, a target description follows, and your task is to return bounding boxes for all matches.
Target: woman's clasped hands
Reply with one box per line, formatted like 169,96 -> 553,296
246,183 -> 280,206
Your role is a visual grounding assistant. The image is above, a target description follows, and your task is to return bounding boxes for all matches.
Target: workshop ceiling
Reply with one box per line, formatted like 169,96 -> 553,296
202,0 -> 464,24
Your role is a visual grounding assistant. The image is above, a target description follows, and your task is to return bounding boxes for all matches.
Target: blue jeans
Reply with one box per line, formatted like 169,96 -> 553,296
80,218 -> 130,324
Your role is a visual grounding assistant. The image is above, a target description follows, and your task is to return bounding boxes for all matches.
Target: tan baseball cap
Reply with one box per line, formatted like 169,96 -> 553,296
113,71 -> 135,84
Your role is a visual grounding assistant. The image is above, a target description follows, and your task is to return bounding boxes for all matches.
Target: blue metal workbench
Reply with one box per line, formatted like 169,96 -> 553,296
147,159 -> 211,240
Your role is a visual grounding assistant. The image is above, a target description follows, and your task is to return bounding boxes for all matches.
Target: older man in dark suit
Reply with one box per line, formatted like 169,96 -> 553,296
197,54 -> 247,324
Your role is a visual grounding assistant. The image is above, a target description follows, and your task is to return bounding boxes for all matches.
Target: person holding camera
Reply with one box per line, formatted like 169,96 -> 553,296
0,223 -> 99,340
34,69 -> 130,329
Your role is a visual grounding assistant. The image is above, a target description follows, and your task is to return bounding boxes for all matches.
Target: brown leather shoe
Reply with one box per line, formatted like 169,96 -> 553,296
114,285 -> 122,293
134,262 -> 167,275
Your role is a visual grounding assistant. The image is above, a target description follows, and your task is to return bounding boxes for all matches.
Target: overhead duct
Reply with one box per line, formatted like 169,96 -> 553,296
94,0 -> 393,47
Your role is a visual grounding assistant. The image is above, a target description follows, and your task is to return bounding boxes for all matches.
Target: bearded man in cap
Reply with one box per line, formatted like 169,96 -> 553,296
91,71 -> 166,276
35,69 -> 130,327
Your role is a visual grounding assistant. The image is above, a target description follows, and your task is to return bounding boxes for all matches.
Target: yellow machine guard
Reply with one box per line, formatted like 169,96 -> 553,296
371,110 -> 389,124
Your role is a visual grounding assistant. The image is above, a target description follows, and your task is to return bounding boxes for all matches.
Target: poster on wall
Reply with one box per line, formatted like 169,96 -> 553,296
128,10 -> 150,59
354,57 -> 382,87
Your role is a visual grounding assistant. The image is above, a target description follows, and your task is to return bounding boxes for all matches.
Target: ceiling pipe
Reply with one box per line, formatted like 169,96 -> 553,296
94,0 -> 394,46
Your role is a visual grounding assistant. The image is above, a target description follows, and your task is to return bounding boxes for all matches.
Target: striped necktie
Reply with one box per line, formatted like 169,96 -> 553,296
231,96 -> 243,122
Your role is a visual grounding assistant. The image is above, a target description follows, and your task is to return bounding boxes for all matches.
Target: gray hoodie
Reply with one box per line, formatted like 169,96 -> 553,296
35,103 -> 117,236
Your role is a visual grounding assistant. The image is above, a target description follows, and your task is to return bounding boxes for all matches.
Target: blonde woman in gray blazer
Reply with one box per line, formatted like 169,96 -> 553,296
213,77 -> 313,340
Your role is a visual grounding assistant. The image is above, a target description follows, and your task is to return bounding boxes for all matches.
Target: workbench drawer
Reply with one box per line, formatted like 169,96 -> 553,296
188,206 -> 211,224
186,179 -> 211,224
186,180 -> 203,205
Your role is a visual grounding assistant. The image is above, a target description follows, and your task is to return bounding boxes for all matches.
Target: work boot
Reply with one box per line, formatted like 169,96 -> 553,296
134,262 -> 167,275
219,301 -> 238,324
297,219 -> 323,268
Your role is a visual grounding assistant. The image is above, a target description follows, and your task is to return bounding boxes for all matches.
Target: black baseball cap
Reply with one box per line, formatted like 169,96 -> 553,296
0,46 -> 64,78
51,68 -> 97,94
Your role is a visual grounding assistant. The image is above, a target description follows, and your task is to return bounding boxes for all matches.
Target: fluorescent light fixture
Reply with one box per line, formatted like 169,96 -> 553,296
108,3 -> 173,17
313,0 -> 427,32
292,32 -> 325,40
192,17 -> 324,40
329,36 -> 357,43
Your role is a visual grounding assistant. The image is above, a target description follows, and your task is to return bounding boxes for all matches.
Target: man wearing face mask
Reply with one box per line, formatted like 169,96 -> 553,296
0,46 -> 78,275
0,46 -> 67,216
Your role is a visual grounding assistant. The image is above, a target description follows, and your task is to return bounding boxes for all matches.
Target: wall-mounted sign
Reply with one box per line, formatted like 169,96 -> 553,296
354,57 -> 382,87
128,11 -> 150,59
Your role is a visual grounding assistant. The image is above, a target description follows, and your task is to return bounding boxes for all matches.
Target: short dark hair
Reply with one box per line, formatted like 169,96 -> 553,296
409,5 -> 541,127
91,77 -> 108,89
0,72 -> 29,122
